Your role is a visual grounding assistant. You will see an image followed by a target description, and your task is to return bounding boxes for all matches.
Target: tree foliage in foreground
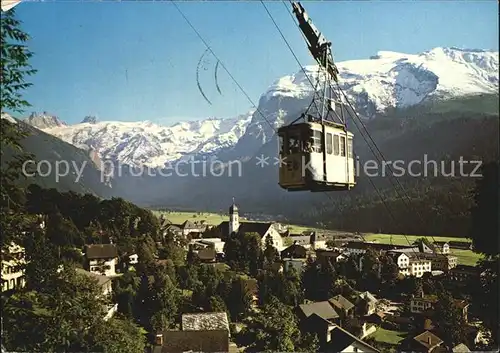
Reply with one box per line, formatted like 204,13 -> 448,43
0,10 -> 146,353
0,8 -> 36,250
238,296 -> 318,353
2,266 -> 146,353
433,289 -> 467,348
1,8 -> 37,112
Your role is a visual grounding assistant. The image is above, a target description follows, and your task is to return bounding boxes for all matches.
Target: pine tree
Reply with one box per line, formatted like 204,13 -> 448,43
434,290 -> 467,348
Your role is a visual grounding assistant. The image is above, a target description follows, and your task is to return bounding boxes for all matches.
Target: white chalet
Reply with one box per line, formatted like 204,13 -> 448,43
84,244 -> 119,277
1,243 -> 26,292
388,252 -> 432,278
128,253 -> 138,265
434,242 -> 450,254
191,238 -> 225,254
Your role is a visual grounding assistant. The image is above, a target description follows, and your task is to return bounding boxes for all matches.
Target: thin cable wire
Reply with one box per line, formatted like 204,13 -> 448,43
214,61 -> 223,95
334,81 -> 441,250
324,78 -> 426,257
278,0 -> 431,263
263,2 -> 382,244
170,0 -> 277,133
335,102 -> 421,258
331,89 -> 438,255
172,0 -> 357,254
196,48 -> 213,105
260,0 -> 322,115
267,4 -> 380,246
337,84 -> 439,244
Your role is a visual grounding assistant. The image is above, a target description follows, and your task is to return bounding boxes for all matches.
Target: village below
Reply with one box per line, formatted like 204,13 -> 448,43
1,186 -> 498,353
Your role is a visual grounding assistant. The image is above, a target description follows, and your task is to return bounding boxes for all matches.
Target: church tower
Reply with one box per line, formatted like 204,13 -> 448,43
229,197 -> 240,235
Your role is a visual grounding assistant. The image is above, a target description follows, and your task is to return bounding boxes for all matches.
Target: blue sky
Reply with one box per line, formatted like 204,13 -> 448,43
12,1 -> 499,125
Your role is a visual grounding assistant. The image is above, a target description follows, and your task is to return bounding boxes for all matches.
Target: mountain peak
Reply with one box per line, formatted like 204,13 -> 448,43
82,115 -> 98,124
26,112 -> 67,129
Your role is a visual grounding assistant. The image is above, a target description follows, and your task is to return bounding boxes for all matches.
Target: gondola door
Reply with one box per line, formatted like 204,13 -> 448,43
278,127 -> 306,190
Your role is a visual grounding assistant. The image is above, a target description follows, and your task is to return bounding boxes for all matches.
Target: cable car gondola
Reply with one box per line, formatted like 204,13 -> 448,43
278,105 -> 356,192
278,1 -> 356,192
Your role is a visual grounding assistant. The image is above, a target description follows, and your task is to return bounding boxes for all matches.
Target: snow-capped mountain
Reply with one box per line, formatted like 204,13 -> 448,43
39,112 -> 253,168
263,47 -> 498,115
29,47 -> 498,169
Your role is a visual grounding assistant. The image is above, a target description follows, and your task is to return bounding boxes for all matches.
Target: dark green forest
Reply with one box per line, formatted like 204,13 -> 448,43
0,8 -> 145,352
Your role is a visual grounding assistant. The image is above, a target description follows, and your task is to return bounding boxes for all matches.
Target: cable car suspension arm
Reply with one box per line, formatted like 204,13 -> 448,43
291,1 -> 340,83
289,1 -> 346,127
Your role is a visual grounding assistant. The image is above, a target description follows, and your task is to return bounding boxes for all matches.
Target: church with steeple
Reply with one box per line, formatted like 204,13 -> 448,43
229,197 -> 239,235
217,198 -> 284,251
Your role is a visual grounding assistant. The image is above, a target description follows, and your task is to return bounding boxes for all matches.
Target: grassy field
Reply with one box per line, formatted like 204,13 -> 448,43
285,224 -> 322,233
451,249 -> 482,266
369,327 -> 407,345
363,233 -> 481,266
152,211 -> 229,225
363,233 -> 471,245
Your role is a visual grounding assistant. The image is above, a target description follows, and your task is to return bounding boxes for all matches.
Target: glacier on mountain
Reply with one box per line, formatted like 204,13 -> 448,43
33,47 -> 498,169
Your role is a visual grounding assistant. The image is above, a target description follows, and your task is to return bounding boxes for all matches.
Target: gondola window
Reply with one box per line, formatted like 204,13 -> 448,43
326,133 -> 333,154
347,137 -> 353,158
333,135 -> 340,156
340,136 -> 346,157
311,130 -> 323,153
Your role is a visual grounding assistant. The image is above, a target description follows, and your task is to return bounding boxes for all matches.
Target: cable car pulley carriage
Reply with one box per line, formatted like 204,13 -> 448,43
278,1 -> 356,192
